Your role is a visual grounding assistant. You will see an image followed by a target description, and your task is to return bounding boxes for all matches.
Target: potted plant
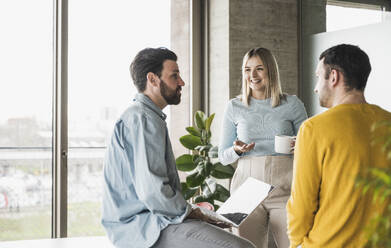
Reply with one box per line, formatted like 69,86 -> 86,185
175,111 -> 235,210
357,120 -> 391,247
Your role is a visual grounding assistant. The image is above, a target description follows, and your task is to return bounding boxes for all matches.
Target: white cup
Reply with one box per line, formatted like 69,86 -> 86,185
274,135 -> 296,154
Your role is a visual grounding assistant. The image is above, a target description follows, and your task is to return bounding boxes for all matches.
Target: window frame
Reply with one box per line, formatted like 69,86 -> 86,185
50,0 -> 202,238
52,0 -> 68,238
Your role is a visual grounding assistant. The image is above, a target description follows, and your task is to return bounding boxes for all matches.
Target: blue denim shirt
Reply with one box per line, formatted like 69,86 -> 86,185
102,93 -> 191,248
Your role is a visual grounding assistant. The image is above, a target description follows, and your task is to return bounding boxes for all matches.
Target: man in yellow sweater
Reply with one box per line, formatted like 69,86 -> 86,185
287,44 -> 391,247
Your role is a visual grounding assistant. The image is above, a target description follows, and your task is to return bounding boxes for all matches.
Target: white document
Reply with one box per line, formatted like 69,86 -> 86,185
217,177 -> 273,217
195,177 -> 273,227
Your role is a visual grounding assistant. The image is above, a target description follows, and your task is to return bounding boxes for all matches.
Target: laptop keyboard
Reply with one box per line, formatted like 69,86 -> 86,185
221,212 -> 248,226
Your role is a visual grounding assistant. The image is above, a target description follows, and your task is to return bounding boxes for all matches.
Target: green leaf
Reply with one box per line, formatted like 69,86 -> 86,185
176,154 -> 197,171
205,113 -> 215,132
197,144 -> 212,153
194,195 -> 214,205
363,184 -> 371,195
195,111 -> 206,129
179,135 -> 202,150
211,163 -> 235,179
384,137 -> 391,147
206,161 -> 213,177
207,131 -> 212,139
186,127 -> 201,137
192,154 -> 203,164
213,184 -> 230,202
181,182 -> 198,200
204,178 -> 217,193
371,168 -> 391,185
208,146 -> 219,158
201,181 -> 215,198
200,161 -> 212,178
186,170 -> 205,187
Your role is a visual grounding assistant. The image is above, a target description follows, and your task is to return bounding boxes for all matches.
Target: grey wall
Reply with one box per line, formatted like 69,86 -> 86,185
229,0 -> 300,97
209,0 -> 230,146
171,0 -> 190,157
209,0 -> 300,145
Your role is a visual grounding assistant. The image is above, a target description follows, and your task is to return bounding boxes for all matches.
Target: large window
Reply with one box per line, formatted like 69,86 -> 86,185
327,1 -> 384,32
67,0 -> 171,237
0,0 -> 191,241
300,0 -> 391,116
0,0 -> 53,240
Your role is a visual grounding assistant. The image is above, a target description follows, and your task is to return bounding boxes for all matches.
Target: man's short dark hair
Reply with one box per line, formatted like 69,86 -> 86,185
319,44 -> 371,91
130,47 -> 177,92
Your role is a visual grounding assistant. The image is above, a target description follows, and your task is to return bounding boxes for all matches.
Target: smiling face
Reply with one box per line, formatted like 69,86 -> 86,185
158,60 -> 185,105
244,55 -> 269,95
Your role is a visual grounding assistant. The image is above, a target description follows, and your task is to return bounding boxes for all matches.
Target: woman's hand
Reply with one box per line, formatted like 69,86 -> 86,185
233,140 -> 255,155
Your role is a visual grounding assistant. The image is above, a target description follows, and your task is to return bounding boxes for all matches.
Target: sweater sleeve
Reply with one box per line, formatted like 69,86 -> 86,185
218,100 -> 241,165
286,120 -> 322,247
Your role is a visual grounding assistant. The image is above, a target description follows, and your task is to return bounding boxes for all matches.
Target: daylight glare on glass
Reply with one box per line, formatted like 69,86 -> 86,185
326,4 -> 383,32
0,0 -> 170,240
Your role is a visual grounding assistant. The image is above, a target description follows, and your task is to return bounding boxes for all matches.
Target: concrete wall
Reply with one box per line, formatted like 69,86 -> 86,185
170,0 -> 191,157
209,0 -> 300,145
230,0 -> 300,97
208,0 -> 230,146
300,0 -> 326,115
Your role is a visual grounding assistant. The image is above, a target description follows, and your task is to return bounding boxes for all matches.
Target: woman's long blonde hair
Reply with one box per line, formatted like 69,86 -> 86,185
241,47 -> 284,107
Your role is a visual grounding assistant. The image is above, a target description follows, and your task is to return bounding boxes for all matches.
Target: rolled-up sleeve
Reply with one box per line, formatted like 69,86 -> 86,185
287,121 -> 322,247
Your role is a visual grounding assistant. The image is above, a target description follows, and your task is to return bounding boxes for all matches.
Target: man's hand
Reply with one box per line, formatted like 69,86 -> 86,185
187,208 -> 232,228
187,207 -> 206,220
233,140 -> 255,155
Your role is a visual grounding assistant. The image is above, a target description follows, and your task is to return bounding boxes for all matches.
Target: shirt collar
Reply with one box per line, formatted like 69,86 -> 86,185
134,93 -> 167,120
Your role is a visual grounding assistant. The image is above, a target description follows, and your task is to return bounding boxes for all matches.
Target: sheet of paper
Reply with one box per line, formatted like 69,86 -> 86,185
217,177 -> 272,216
192,177 -> 273,227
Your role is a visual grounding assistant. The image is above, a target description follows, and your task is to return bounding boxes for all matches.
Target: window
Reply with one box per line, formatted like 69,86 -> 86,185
67,0 -> 171,236
0,0 -> 53,241
327,1 -> 385,32
0,0 -> 191,241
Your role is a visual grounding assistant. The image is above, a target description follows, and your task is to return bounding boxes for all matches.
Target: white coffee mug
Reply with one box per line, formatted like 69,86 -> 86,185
274,135 -> 296,154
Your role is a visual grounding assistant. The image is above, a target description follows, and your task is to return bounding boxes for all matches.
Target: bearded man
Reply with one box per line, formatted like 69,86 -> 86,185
101,48 -> 255,248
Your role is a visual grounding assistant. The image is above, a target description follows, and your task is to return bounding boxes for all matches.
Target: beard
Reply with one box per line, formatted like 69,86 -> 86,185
318,86 -> 332,108
160,79 -> 182,105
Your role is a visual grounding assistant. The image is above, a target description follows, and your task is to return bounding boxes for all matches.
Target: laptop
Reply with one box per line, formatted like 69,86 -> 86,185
194,177 -> 274,227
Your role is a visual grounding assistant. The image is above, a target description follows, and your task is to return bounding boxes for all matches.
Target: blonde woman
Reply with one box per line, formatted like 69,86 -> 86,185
218,47 -> 307,248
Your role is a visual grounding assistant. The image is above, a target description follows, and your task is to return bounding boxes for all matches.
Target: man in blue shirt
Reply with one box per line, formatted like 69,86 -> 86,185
102,47 -> 255,248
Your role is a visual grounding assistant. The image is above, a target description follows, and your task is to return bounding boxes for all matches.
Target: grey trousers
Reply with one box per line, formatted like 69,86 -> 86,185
152,219 -> 256,248
231,156 -> 293,248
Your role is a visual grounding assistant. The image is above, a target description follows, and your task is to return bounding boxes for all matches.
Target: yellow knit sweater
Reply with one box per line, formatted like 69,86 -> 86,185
287,104 -> 391,248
